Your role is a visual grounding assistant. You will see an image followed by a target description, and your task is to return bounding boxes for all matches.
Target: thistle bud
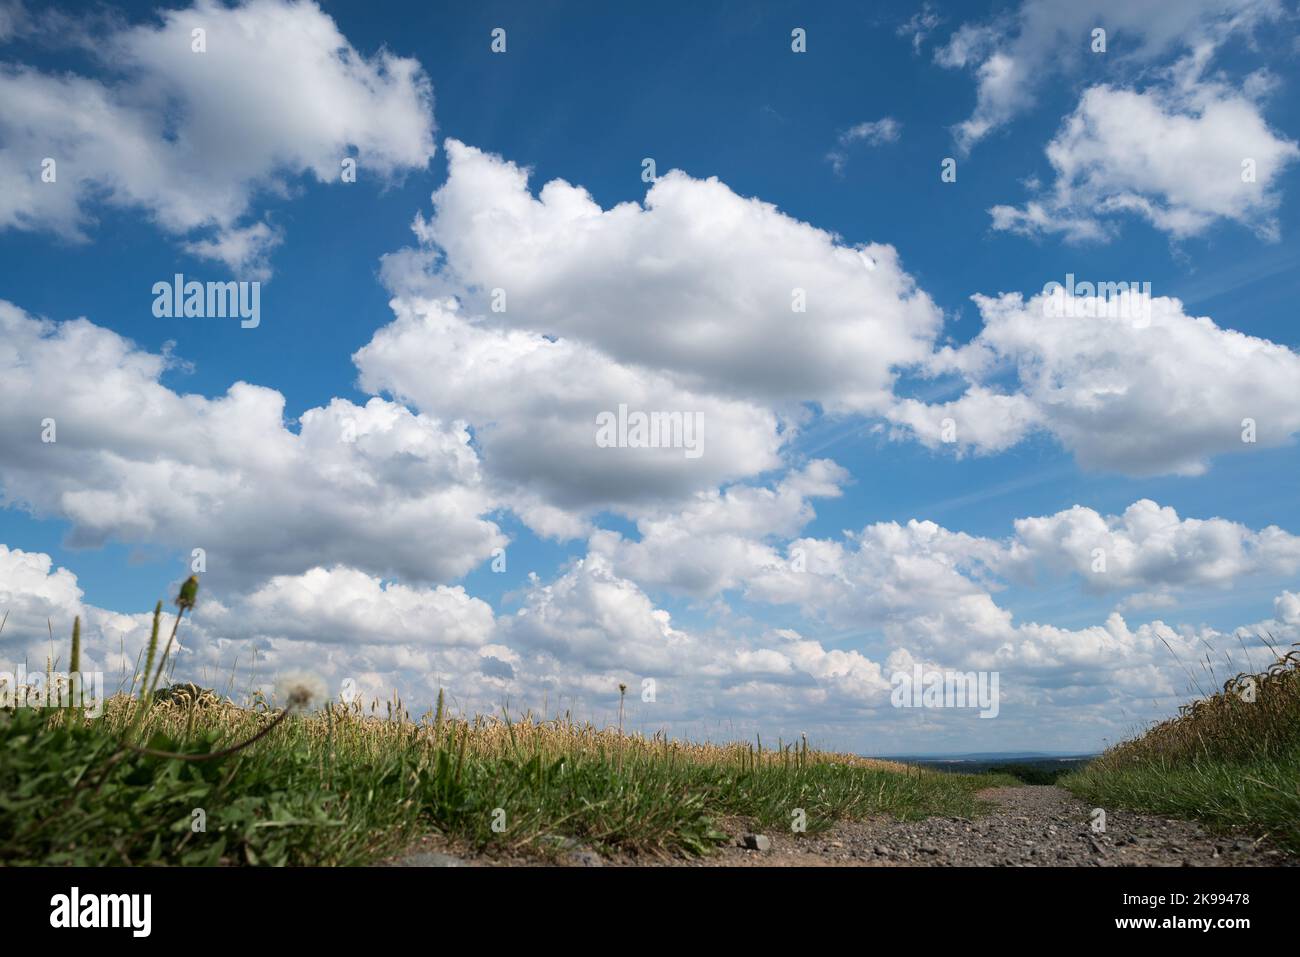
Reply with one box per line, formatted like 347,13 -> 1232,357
176,574 -> 200,611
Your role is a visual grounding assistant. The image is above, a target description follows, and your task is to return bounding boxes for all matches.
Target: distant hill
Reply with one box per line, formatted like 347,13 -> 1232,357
873,752 -> 1099,785
874,751 -> 1095,762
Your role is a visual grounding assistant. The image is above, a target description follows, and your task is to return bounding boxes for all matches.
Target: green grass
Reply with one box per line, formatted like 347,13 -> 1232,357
0,697 -> 1014,865
1064,752 -> 1300,855
1062,645 -> 1300,854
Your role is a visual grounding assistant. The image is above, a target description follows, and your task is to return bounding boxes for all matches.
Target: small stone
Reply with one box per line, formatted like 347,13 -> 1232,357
742,833 -> 772,851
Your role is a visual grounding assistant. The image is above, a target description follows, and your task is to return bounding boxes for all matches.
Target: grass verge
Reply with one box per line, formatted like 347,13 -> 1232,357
1063,644 -> 1300,854
0,693 -> 1014,865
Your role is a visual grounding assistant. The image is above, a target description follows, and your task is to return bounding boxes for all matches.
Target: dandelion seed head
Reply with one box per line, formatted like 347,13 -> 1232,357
279,672 -> 327,711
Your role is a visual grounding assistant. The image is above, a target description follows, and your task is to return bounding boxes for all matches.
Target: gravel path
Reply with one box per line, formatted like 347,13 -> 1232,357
679,785 -> 1291,867
385,785 -> 1294,867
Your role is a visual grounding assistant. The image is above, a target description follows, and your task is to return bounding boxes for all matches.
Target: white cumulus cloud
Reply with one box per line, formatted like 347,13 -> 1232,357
0,301 -> 504,589
888,291 -> 1300,475
990,68 -> 1300,242
0,0 -> 435,276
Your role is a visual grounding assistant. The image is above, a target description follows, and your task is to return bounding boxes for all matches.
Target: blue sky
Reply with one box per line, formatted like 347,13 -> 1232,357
2,0 -> 1299,754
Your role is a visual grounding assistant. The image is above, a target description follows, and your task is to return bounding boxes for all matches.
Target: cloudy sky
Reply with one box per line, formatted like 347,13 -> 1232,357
2,0 -> 1299,755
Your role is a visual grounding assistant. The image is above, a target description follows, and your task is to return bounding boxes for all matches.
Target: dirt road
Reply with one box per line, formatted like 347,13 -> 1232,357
679,785 -> 1290,867
387,785 -> 1293,867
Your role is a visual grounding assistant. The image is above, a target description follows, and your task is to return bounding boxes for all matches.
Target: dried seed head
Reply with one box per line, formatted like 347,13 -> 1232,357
279,672 -> 327,711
